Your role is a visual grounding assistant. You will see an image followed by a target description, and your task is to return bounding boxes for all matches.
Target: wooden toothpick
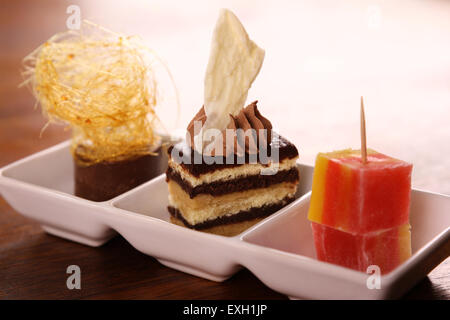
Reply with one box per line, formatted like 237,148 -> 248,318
360,96 -> 367,164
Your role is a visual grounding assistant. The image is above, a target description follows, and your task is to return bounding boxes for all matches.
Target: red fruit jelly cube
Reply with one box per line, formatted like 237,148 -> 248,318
311,222 -> 411,274
308,149 -> 413,234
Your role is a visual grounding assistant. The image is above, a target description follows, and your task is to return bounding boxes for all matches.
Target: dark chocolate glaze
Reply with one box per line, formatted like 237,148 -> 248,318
74,149 -> 165,202
168,195 -> 295,230
167,133 -> 299,177
166,166 -> 299,198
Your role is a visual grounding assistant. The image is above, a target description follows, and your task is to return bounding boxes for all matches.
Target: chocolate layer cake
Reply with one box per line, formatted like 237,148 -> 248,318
165,10 -> 300,236
166,133 -> 299,236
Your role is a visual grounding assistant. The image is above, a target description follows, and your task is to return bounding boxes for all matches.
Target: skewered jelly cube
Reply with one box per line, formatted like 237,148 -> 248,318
311,222 -> 411,274
308,149 -> 412,234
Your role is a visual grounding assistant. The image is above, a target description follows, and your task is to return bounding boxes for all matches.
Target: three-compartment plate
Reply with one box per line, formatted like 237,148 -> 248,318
0,141 -> 449,299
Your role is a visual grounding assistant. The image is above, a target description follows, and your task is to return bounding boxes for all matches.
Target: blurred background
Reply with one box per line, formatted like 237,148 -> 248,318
1,0 -> 450,194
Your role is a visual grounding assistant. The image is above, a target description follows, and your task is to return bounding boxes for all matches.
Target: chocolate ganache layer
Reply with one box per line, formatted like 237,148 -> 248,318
168,195 -> 295,230
166,166 -> 299,198
167,133 -> 299,177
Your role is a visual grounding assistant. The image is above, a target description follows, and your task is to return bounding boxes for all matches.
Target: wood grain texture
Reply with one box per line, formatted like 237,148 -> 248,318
0,0 -> 449,300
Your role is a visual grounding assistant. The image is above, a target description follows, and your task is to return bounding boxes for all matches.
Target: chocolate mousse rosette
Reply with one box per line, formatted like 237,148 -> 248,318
186,101 -> 272,157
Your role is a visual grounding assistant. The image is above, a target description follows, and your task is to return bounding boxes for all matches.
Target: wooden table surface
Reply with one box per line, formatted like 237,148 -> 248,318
0,0 -> 449,300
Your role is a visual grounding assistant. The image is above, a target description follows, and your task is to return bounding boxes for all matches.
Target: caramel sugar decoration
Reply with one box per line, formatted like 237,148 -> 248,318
21,20 -> 179,165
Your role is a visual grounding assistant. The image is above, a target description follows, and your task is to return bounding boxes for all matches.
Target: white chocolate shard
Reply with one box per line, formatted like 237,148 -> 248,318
202,9 -> 265,148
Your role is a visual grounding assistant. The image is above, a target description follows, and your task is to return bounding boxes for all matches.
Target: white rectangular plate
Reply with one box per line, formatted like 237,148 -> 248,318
0,141 -> 449,299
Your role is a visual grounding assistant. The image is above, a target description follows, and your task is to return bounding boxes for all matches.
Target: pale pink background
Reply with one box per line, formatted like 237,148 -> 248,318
78,0 -> 450,194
